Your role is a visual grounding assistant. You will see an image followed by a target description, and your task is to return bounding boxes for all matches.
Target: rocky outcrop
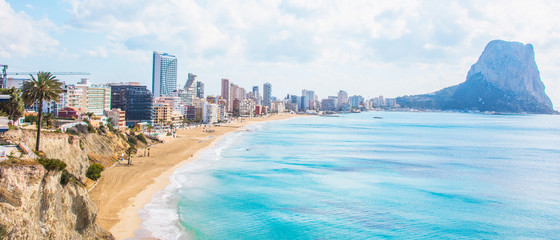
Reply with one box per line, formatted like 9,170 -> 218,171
0,164 -> 113,239
0,130 -> 129,239
1,130 -> 128,182
397,40 -> 556,114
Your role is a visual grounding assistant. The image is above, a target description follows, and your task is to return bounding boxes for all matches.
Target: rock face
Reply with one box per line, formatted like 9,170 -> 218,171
0,130 -> 128,239
0,164 -> 113,239
397,40 -> 555,114
1,130 -> 129,183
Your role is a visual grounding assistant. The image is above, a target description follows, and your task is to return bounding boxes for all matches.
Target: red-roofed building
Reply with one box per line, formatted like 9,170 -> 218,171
58,107 -> 82,119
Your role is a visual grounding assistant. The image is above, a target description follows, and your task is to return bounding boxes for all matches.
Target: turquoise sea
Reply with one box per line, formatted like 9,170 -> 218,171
139,112 -> 560,239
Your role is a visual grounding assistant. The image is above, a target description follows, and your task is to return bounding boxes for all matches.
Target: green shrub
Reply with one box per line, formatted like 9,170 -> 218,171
60,169 -> 71,186
98,125 -> 107,134
0,223 -> 7,240
86,163 -> 104,181
107,123 -> 116,133
24,115 -> 38,124
66,128 -> 78,135
127,135 -> 138,146
66,124 -> 88,135
38,157 -> 67,171
136,134 -> 147,144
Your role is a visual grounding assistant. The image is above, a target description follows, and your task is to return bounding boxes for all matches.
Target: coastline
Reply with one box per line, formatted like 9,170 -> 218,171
88,113 -> 303,239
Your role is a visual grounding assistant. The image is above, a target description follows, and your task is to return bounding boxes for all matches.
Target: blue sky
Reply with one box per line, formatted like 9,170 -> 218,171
1,0 -> 559,109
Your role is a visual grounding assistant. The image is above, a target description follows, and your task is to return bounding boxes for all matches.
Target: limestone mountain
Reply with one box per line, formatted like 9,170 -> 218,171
397,40 -> 555,114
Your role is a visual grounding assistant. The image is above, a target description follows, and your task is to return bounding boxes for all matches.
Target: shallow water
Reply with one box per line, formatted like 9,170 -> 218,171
140,111 -> 560,239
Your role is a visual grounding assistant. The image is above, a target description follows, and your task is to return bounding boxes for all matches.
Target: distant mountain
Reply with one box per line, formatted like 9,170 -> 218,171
397,40 -> 556,114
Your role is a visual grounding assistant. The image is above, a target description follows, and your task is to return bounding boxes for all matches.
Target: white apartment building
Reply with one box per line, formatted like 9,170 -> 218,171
65,79 -> 111,116
203,103 -> 219,124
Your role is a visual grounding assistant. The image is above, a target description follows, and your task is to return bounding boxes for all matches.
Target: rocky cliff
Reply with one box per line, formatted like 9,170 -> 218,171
0,164 -> 113,239
1,130 -> 129,182
397,40 -> 555,114
0,130 -> 129,239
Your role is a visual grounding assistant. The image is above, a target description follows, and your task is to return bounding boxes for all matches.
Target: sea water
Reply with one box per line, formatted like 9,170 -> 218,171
139,111 -> 560,239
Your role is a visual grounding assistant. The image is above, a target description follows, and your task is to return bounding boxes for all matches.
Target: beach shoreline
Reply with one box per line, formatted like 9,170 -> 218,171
88,114 -> 303,239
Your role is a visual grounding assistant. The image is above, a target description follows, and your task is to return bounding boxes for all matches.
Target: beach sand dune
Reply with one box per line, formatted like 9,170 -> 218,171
88,114 -> 301,239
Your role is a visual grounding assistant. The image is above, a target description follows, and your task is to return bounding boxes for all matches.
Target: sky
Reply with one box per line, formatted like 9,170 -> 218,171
1,0 -> 559,109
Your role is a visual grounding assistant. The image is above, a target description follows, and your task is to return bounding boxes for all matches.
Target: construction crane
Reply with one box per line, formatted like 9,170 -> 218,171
1,64 -> 90,88
7,72 -> 91,76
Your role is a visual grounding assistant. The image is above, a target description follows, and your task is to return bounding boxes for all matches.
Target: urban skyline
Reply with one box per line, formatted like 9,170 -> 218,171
1,0 -> 559,110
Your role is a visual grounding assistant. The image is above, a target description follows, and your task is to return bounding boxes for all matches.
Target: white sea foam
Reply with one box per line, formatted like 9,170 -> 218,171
138,130 -> 248,240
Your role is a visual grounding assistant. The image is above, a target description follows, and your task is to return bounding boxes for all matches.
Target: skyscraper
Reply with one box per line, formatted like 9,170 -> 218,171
301,89 -> 315,111
184,73 -> 197,106
337,90 -> 349,109
221,78 -> 230,111
252,86 -> 260,105
263,83 -> 272,109
196,81 -> 204,99
152,51 -> 177,97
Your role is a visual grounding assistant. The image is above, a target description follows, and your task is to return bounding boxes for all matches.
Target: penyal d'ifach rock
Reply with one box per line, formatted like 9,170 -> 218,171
397,40 -> 555,114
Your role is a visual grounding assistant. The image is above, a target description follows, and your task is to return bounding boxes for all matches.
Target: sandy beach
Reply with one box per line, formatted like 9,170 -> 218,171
88,113 -> 302,239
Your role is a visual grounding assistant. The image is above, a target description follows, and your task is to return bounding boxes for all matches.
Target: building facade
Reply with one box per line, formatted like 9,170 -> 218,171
337,90 -> 349,109
252,86 -> 260,105
349,95 -> 364,108
263,83 -> 272,109
221,78 -> 230,112
196,81 -> 204,99
203,103 -> 218,124
271,100 -> 285,113
152,51 -> 177,97
152,102 -> 171,126
64,79 -> 111,116
321,98 -> 336,111
110,83 -> 153,125
105,108 -> 126,130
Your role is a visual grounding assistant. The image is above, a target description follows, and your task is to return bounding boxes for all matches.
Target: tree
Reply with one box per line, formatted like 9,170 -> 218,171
22,72 -> 63,151
0,87 -> 24,121
43,113 -> 57,128
126,146 -> 137,165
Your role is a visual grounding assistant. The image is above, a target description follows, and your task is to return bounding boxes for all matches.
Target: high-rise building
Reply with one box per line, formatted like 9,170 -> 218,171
196,81 -> 204,98
263,83 -> 272,109
152,51 -> 177,97
64,78 -> 111,116
110,83 -> 153,125
349,95 -> 364,108
337,90 -> 349,109
221,78 -> 230,111
252,86 -> 260,105
301,89 -> 315,111
230,83 -> 238,112
290,95 -> 301,111
182,73 -> 197,106
321,98 -> 336,111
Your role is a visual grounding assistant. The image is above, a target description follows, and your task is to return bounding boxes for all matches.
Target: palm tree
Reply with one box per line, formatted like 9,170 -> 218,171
22,72 -> 63,151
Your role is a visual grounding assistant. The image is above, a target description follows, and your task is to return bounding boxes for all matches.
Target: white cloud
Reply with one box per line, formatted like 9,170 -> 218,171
0,0 -> 59,58
10,0 -> 560,108
85,46 -> 108,58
